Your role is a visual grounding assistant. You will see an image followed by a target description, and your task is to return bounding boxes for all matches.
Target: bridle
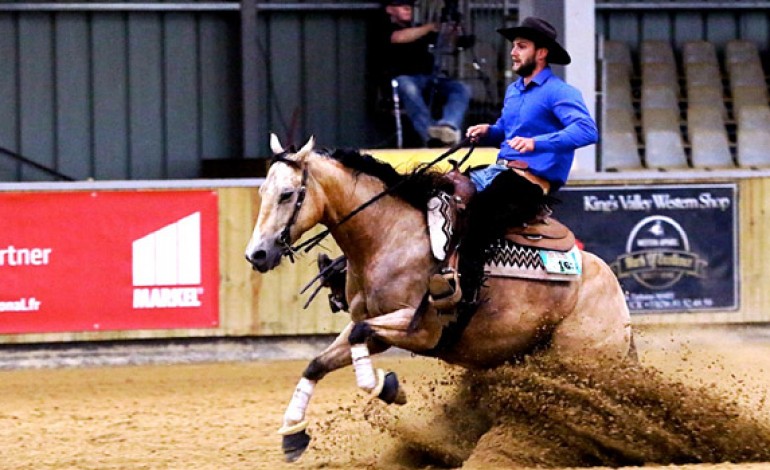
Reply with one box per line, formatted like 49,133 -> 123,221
271,152 -> 309,263
269,138 -> 474,263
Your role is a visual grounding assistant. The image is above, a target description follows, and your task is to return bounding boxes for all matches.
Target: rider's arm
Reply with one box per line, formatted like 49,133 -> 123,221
532,87 -> 598,152
484,117 -> 506,146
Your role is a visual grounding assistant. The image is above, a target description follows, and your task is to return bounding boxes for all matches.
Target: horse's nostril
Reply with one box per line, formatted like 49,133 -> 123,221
245,250 -> 267,264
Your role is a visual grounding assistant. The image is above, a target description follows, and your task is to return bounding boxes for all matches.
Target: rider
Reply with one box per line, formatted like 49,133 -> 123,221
427,16 -> 599,307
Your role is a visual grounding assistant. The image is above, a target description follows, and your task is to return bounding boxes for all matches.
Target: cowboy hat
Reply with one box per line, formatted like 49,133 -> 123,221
497,17 -> 571,65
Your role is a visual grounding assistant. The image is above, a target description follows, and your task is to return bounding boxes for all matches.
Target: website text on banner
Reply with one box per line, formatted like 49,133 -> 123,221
0,190 -> 219,334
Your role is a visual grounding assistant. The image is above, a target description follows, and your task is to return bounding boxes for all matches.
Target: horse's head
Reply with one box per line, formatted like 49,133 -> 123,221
245,134 -> 324,272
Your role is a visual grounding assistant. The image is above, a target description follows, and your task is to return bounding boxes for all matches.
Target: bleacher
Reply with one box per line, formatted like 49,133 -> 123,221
601,38 -> 770,171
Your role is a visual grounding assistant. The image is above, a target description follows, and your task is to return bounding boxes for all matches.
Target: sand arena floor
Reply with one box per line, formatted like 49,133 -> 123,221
2,326 -> 770,470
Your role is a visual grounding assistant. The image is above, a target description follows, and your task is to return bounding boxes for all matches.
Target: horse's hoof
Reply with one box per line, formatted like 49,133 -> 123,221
282,428 -> 311,463
378,371 -> 407,405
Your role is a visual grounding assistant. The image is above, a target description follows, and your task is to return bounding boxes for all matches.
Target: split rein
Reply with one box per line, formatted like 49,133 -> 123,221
276,137 -> 475,262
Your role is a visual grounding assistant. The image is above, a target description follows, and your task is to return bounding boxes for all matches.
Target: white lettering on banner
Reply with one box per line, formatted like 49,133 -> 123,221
618,194 -> 653,211
583,195 -> 619,212
582,192 -> 732,212
0,297 -> 42,312
651,194 -> 700,210
133,287 -> 203,309
131,213 -> 206,311
0,246 -> 52,266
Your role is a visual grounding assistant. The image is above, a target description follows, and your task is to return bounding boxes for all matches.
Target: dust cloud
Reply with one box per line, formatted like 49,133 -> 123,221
362,336 -> 770,469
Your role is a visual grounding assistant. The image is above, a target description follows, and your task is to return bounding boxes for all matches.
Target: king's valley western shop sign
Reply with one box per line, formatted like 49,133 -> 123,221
556,184 -> 737,313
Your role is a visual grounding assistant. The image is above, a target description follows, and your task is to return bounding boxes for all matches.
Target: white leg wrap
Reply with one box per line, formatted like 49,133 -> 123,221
427,193 -> 453,261
351,344 -> 377,392
282,377 -> 316,427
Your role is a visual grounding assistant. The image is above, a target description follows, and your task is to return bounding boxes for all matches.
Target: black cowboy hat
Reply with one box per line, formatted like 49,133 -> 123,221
497,17 -> 571,65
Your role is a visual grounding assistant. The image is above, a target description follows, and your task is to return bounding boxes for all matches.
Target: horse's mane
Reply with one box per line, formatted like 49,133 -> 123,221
319,148 -> 453,210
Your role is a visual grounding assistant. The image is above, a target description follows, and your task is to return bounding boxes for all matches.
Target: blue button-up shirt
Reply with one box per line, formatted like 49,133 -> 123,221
484,67 -> 598,190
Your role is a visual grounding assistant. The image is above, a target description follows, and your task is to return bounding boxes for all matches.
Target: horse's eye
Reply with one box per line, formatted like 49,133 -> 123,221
278,191 -> 293,204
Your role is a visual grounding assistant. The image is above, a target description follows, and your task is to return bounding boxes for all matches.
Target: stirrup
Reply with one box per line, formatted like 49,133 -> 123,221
428,270 -> 462,310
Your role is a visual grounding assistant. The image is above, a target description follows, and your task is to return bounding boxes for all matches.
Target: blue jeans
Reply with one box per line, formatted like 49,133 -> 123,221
469,164 -> 507,192
394,74 -> 470,145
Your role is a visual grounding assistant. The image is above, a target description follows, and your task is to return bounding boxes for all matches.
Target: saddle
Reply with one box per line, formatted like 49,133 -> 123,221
506,216 -> 575,252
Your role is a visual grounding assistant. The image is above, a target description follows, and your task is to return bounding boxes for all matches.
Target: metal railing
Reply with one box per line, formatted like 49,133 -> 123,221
0,2 -> 381,12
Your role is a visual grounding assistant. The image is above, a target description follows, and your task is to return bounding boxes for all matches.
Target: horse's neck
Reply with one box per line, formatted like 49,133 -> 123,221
314,162 -> 428,270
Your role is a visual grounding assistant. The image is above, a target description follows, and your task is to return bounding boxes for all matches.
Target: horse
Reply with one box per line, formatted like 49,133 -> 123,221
245,134 -> 634,462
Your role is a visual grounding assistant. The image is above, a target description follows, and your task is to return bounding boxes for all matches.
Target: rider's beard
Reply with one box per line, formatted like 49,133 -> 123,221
514,58 -> 536,78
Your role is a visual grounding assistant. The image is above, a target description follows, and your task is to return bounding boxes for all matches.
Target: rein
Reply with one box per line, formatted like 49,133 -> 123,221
277,137 -> 474,261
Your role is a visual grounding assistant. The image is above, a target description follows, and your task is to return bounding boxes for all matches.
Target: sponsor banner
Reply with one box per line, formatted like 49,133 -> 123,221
0,191 -> 219,333
557,184 -> 738,313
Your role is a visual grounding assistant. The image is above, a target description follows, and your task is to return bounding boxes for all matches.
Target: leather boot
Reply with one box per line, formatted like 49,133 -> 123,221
428,267 -> 462,310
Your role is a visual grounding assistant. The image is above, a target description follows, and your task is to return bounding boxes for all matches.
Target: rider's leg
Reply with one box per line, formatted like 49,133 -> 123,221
427,191 -> 462,308
427,167 -> 480,310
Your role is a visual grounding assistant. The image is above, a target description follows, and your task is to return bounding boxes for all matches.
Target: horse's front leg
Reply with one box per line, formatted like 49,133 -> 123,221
278,321 -> 390,462
347,306 -> 443,405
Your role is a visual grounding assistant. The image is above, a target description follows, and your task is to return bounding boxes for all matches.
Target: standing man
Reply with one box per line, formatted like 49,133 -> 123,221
428,16 -> 599,307
379,0 -> 471,147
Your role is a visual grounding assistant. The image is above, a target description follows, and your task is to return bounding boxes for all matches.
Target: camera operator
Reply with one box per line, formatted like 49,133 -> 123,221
378,0 -> 470,147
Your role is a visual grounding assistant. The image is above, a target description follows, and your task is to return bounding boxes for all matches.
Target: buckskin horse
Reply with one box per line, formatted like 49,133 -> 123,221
245,135 -> 634,462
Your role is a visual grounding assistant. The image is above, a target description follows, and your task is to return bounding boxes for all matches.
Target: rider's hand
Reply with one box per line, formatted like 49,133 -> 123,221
507,136 -> 535,153
466,124 -> 489,143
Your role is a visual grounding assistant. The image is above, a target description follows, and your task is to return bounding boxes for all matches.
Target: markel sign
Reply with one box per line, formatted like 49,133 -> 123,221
0,191 -> 219,334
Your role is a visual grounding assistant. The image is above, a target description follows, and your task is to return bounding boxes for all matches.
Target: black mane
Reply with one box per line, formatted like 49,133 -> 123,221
320,148 -> 453,210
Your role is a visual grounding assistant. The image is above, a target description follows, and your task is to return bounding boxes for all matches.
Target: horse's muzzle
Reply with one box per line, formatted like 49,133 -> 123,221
244,239 -> 284,273
245,251 -> 270,273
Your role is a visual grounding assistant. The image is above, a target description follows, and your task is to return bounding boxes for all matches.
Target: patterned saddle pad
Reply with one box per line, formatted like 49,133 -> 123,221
484,239 -> 582,282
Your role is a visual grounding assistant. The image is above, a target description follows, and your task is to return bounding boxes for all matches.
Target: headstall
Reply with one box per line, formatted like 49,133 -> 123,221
272,153 -> 308,263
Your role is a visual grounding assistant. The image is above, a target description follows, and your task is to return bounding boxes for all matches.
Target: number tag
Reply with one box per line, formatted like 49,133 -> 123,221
539,250 -> 581,275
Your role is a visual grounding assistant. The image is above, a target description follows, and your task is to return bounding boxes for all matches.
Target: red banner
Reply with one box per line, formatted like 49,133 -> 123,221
0,190 -> 219,334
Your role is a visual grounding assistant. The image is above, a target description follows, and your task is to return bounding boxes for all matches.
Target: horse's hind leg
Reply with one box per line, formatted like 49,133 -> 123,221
548,252 -> 633,363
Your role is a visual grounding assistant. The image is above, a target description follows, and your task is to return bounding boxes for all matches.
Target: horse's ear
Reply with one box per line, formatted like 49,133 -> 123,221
270,133 -> 284,155
296,135 -> 316,161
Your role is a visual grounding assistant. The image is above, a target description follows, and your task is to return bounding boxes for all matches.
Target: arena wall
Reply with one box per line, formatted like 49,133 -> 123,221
1,149 -> 768,344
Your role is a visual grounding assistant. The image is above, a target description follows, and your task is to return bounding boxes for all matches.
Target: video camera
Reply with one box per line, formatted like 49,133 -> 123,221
431,0 -> 475,76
